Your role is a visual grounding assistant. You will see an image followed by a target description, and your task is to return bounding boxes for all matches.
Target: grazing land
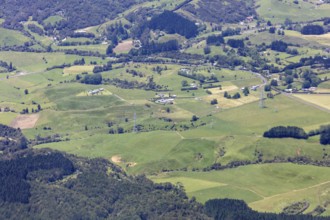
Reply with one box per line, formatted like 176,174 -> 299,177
0,0 -> 329,217
150,163 -> 330,216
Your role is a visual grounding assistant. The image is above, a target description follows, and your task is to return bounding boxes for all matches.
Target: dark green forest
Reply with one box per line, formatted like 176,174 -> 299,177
149,10 -> 198,38
0,0 -> 144,35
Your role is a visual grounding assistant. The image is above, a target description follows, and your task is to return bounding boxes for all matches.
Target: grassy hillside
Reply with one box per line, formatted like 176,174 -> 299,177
151,163 -> 330,215
256,0 -> 330,23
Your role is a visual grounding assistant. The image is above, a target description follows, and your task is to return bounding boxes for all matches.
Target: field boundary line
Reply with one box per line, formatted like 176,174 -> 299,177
176,131 -> 185,139
249,180 -> 330,205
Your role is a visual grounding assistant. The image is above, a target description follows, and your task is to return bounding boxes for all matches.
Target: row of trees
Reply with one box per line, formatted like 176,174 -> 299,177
263,124 -> 330,145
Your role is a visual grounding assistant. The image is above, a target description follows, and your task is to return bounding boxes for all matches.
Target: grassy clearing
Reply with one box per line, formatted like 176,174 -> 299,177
63,65 -> 95,75
150,163 -> 330,213
113,40 -> 133,53
43,15 -> 64,25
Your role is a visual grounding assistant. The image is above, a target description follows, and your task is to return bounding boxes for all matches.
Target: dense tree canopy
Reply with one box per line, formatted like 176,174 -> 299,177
0,0 -> 143,35
264,126 -> 308,139
301,25 -> 325,35
149,11 -> 198,38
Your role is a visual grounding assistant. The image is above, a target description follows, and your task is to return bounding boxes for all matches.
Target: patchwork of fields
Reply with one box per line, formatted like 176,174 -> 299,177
0,0 -> 330,216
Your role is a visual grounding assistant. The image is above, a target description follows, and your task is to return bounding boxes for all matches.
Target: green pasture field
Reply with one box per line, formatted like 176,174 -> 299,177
150,163 -> 330,215
30,92 -> 330,175
0,51 -> 104,73
247,31 -> 324,50
256,0 -> 330,23
285,31 -> 330,47
319,81 -> 330,89
0,28 -> 31,47
53,44 -> 108,54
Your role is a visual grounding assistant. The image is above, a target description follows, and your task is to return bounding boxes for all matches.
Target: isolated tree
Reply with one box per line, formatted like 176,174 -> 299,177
117,127 -> 124,134
264,85 -> 271,92
24,89 -> 29,95
191,115 -> 199,122
285,76 -> 294,84
320,125 -> 330,145
181,80 -> 188,87
210,99 -> 218,105
232,92 -> 241,99
106,45 -> 113,55
204,46 -> 211,55
243,87 -> 249,96
270,79 -> 278,86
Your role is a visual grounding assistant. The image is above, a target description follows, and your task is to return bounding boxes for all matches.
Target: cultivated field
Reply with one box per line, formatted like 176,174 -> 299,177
293,94 -> 330,111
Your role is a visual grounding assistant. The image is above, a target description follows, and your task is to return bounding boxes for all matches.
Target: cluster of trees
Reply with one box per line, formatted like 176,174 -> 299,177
222,28 -> 241,37
206,28 -> 241,47
58,40 -> 98,47
263,126 -> 308,139
270,40 -> 288,52
135,40 -> 179,55
227,39 -> 245,48
205,199 -> 328,220
149,11 -> 198,38
93,62 -> 112,73
301,69 -> 322,88
0,124 -> 27,153
104,22 -> 129,46
103,76 -> 166,91
80,74 -> 102,85
301,24 -> 325,35
30,134 -> 63,145
206,35 -> 224,46
320,125 -> 330,145
285,56 -> 330,71
178,70 -> 218,83
69,32 -> 95,38
209,54 -> 244,69
0,60 -> 15,72
224,91 -> 241,99
46,63 -> 71,71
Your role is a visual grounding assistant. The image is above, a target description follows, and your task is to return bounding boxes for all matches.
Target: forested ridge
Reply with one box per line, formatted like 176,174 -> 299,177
182,0 -> 256,23
0,0 -> 144,33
